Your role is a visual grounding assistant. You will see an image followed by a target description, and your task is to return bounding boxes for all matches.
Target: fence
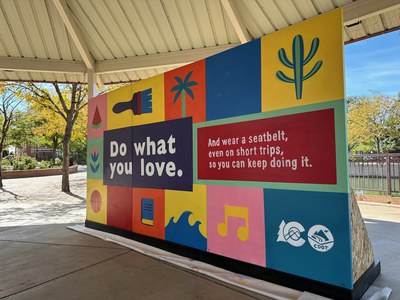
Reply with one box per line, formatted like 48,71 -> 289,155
349,154 -> 400,196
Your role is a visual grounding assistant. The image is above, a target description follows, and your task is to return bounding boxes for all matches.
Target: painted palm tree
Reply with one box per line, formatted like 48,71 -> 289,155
170,71 -> 198,117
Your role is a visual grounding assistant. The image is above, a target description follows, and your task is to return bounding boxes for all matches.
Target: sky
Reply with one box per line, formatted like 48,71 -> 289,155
344,30 -> 400,97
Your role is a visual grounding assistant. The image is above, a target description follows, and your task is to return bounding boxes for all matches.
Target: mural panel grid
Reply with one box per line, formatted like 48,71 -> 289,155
87,9 -> 354,291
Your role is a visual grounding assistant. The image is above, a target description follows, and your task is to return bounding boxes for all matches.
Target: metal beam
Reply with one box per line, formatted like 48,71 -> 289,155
0,43 -> 239,75
52,0 -> 94,70
220,0 -> 251,43
87,70 -> 97,99
96,43 -> 240,74
0,56 -> 86,73
96,74 -> 105,91
343,0 -> 400,25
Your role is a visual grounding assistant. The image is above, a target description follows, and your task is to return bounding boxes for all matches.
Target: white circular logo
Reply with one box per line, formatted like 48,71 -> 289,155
277,221 -> 305,247
307,225 -> 334,252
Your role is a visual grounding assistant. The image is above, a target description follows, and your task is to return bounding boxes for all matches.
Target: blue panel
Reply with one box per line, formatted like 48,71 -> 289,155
103,127 -> 133,187
264,189 -> 352,288
104,117 -> 193,191
206,39 -> 261,121
165,211 -> 207,251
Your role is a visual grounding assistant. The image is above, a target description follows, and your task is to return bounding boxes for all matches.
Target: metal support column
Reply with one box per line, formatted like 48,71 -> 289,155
87,70 -> 98,99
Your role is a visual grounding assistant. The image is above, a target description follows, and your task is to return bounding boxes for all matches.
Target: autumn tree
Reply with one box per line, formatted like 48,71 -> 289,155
29,104 -> 64,164
0,83 -> 23,187
347,93 -> 400,153
19,83 -> 87,192
8,110 -> 42,153
70,105 -> 87,165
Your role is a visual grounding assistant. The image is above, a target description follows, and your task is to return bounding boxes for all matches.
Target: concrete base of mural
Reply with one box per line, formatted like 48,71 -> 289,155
351,190 -> 375,282
83,220 -> 380,300
350,190 -> 381,299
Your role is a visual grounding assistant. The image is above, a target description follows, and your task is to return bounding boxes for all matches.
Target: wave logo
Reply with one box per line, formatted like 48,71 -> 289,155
277,220 -> 306,247
307,225 -> 334,252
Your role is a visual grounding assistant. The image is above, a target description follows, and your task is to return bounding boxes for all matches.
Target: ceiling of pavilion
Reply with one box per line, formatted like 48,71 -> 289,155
0,0 -> 399,86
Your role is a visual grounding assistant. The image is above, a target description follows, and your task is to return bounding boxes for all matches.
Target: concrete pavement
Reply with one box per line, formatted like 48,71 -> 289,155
358,202 -> 400,298
0,172 -> 272,300
0,171 -> 399,299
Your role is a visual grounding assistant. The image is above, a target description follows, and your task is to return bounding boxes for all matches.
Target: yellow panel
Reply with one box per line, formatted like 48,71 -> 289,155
86,179 -> 107,224
165,185 -> 207,237
107,74 -> 165,130
107,84 -> 134,130
261,9 -> 344,112
133,74 -> 165,126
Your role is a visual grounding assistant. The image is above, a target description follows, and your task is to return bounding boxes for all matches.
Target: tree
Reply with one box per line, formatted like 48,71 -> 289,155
19,83 -> 87,192
8,110 -> 43,152
347,92 -> 400,153
0,83 -> 23,187
29,104 -> 64,164
170,71 -> 198,117
70,105 -> 87,165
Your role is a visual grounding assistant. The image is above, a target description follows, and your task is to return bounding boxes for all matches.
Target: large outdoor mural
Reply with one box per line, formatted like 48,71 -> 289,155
87,9 -> 365,296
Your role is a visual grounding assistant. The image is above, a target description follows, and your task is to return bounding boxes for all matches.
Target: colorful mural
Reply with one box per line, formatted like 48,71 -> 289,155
207,185 -> 266,266
86,8 -> 360,294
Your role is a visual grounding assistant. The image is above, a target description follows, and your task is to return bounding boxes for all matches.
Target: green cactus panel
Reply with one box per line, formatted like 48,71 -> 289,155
276,35 -> 323,100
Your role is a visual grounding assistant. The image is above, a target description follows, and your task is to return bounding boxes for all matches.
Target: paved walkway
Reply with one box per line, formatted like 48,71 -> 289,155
0,171 -> 86,227
0,172 -> 399,299
0,172 -> 273,300
358,202 -> 400,297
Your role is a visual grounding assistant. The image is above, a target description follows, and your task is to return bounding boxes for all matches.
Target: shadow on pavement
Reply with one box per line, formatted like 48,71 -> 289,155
64,191 -> 85,201
0,187 -> 25,200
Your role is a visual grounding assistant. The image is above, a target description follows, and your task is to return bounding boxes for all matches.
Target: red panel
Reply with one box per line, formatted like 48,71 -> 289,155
132,188 -> 165,239
107,186 -> 133,231
198,109 -> 336,184
165,60 -> 206,123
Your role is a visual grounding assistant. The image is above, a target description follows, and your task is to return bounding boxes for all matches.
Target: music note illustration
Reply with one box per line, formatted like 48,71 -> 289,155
217,205 -> 249,241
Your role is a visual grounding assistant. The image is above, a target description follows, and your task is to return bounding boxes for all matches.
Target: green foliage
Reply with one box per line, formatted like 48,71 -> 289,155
1,158 -> 11,166
18,82 -> 88,192
9,155 -> 37,170
2,156 -> 63,171
37,160 -> 52,169
1,158 -> 12,171
8,110 -> 43,149
277,35 -> 323,99
54,157 -> 62,166
70,138 -> 87,165
347,92 -> 400,153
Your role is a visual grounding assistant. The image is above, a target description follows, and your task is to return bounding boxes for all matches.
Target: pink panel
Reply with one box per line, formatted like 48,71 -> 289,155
88,94 -> 107,138
207,185 -> 266,266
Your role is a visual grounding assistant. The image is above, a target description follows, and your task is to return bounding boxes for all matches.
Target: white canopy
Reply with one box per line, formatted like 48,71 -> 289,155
0,0 -> 399,96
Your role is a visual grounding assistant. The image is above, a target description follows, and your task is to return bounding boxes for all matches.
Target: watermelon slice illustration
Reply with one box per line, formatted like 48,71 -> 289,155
91,105 -> 102,129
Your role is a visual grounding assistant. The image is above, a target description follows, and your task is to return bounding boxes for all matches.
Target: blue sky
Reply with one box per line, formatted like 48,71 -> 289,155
344,30 -> 400,97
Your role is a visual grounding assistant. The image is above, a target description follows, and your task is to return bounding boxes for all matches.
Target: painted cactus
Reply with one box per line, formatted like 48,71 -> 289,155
276,35 -> 323,99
